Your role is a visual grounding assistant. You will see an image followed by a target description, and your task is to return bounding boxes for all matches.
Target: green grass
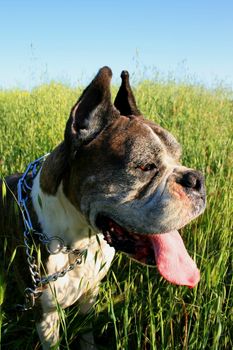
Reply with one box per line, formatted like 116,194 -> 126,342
0,80 -> 233,349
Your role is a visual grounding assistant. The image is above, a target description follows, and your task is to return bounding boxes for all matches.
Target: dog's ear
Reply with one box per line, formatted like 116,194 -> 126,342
65,66 -> 119,151
114,70 -> 141,116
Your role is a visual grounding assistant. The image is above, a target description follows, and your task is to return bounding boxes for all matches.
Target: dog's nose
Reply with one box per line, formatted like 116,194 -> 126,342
177,171 -> 204,192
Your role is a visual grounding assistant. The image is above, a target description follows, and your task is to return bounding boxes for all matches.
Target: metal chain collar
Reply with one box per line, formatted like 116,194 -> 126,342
17,154 -> 88,311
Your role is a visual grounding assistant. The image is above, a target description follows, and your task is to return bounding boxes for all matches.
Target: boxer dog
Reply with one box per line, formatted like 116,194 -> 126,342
0,67 -> 206,349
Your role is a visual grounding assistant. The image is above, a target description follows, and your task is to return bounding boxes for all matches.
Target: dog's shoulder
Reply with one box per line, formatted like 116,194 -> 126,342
0,173 -> 22,231
1,173 -> 22,197
0,174 -> 26,275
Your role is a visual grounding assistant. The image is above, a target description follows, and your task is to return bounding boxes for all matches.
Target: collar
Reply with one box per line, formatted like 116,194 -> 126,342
16,154 -> 89,311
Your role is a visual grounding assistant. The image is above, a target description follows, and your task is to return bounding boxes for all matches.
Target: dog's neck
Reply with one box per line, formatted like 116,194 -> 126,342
31,170 -> 94,250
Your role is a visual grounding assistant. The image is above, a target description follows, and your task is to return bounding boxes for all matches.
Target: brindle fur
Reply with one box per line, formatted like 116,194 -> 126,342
0,67 -> 205,349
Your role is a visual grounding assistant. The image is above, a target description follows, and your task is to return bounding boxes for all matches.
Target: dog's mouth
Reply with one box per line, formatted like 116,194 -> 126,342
96,215 -> 200,288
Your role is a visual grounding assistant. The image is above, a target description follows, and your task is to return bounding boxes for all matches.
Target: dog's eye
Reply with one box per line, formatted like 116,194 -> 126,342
138,164 -> 157,172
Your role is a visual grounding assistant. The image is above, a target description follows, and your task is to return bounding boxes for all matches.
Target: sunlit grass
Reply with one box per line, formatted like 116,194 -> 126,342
0,80 -> 232,349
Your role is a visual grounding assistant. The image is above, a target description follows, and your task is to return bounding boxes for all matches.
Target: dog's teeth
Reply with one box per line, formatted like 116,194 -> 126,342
104,231 -> 112,244
133,235 -> 140,240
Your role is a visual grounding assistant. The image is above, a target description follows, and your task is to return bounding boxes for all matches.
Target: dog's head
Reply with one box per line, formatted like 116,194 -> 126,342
48,67 -> 206,287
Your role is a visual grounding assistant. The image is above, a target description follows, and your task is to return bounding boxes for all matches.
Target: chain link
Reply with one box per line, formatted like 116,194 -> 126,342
16,155 -> 88,311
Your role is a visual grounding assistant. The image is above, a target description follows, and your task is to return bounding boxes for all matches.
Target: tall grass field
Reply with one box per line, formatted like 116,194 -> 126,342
0,80 -> 232,349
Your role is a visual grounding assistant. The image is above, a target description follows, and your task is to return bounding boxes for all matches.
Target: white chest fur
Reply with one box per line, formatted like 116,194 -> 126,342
31,172 -> 115,311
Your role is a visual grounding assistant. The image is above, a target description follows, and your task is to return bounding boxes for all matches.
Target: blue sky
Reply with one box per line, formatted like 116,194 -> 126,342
1,0 -> 233,89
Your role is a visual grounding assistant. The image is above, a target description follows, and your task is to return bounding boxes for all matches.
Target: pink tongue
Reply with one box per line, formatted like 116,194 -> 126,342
150,230 -> 200,288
